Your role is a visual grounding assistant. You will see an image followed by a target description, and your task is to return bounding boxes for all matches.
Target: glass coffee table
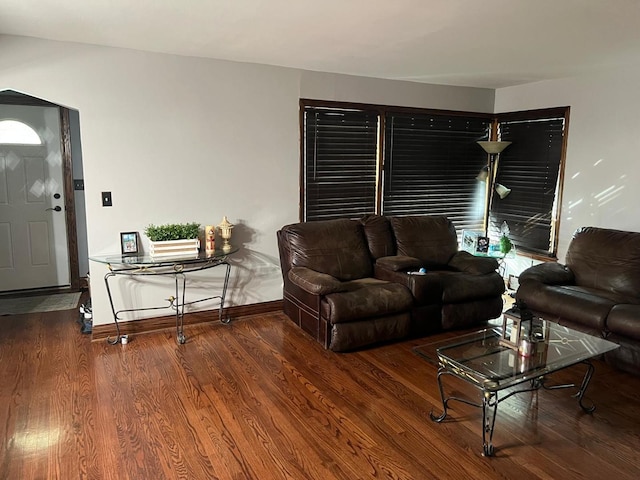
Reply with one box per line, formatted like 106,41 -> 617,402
414,322 -> 619,456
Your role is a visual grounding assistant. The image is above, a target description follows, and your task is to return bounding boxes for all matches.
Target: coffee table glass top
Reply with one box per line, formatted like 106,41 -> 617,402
414,322 -> 619,391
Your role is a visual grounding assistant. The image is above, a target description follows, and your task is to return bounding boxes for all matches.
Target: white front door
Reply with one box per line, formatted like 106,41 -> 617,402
0,105 -> 70,291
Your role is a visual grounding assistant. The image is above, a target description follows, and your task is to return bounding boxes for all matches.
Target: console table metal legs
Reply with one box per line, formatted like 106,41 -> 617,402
429,360 -> 596,456
103,261 -> 232,345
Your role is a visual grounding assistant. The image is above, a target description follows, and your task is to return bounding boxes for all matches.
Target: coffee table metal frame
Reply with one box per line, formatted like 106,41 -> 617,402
414,323 -> 619,456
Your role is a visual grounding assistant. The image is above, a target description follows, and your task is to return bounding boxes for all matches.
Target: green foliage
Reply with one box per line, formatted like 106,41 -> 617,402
144,222 -> 201,241
500,234 -> 513,254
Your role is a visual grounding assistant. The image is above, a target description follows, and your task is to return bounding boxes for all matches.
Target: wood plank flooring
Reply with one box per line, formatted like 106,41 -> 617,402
1,303 -> 640,479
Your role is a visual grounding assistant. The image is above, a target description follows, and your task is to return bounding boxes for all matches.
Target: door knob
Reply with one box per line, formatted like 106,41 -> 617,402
46,206 -> 62,212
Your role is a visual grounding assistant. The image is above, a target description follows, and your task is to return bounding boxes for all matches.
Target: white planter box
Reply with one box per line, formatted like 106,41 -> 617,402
149,239 -> 200,257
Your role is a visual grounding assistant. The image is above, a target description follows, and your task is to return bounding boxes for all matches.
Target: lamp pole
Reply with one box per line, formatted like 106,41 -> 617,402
477,141 -> 511,237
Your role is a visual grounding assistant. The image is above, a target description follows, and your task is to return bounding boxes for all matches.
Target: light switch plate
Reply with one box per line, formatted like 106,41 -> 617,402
102,191 -> 112,207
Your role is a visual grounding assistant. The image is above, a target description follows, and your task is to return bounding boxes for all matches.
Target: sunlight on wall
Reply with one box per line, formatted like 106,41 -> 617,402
564,156 -> 629,228
595,184 -> 625,207
567,198 -> 583,210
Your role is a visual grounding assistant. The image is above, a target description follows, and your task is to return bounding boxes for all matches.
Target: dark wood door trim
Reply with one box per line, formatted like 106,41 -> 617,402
1,93 -> 81,292
60,107 -> 80,291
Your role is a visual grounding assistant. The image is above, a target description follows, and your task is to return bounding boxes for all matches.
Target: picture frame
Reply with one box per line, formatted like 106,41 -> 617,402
120,231 -> 139,255
475,236 -> 490,253
461,230 -> 479,253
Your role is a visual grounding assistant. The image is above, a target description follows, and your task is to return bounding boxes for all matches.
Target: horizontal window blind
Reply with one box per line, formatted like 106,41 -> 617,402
382,113 -> 490,235
301,101 -> 567,259
303,107 -> 379,221
492,117 -> 565,255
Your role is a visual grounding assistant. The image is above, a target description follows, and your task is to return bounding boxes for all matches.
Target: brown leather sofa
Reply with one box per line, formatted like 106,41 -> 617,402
516,226 -> 640,375
277,215 -> 505,351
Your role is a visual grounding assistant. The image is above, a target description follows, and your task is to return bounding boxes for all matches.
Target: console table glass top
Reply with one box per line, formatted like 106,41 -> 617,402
414,322 -> 619,456
90,247 -> 238,269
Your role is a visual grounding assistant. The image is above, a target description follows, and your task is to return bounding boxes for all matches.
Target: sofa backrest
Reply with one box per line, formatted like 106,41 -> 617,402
278,218 -> 373,281
566,227 -> 640,297
389,215 -> 458,266
360,215 -> 396,259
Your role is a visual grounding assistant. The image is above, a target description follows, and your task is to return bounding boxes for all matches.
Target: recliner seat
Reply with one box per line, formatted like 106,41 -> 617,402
516,226 -> 640,375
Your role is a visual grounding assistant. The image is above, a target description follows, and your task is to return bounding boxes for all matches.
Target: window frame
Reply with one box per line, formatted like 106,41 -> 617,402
301,102 -> 381,221
299,99 -> 568,260
493,107 -> 570,259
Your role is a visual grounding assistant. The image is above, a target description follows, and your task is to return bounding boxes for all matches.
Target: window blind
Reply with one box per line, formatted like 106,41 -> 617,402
382,113 -> 490,234
303,107 -> 379,221
301,101 -> 568,259
492,116 -> 566,256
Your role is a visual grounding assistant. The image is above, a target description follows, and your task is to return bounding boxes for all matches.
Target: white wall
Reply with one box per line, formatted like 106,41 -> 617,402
1,35 -> 494,326
300,70 -> 495,110
495,65 -> 640,263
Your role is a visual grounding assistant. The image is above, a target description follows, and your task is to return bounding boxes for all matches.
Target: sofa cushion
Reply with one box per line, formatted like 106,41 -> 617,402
285,219 -> 372,281
607,304 -> 640,341
448,251 -> 499,275
360,215 -> 395,259
439,271 -> 505,303
321,279 -> 413,324
518,261 -> 575,285
566,227 -> 640,298
516,283 -> 618,331
390,215 -> 458,266
376,255 -> 422,272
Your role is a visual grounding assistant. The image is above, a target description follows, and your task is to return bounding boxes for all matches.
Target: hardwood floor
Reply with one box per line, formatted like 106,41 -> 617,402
1,304 -> 640,479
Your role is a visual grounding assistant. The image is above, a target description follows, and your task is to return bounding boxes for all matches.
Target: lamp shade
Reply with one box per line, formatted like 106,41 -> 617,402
477,141 -> 512,154
495,183 -> 511,199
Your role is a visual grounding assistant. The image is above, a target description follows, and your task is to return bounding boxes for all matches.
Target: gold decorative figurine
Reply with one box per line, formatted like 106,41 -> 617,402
217,216 -> 234,252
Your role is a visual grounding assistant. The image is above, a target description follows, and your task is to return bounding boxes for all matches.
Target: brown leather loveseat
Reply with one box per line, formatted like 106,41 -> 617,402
516,227 -> 640,375
277,215 -> 505,351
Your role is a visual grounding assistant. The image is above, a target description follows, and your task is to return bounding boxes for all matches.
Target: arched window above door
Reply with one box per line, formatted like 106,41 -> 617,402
0,119 -> 42,145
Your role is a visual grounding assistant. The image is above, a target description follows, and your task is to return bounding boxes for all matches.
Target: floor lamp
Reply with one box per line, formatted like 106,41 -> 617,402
477,140 -> 511,237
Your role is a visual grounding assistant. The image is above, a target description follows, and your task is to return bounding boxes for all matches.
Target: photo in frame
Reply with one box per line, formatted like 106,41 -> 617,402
475,236 -> 490,253
461,230 -> 479,253
120,231 -> 139,255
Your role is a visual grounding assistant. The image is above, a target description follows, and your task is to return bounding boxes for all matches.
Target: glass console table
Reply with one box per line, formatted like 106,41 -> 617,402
90,248 -> 237,345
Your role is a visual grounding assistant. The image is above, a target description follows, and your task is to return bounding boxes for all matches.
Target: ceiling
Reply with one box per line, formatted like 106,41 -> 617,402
2,0 -> 640,89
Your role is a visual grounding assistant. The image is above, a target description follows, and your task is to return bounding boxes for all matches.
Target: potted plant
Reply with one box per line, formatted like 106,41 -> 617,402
499,221 -> 513,255
499,234 -> 513,254
144,222 -> 201,257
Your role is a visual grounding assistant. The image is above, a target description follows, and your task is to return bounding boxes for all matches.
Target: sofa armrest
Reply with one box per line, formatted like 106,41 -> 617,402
519,262 -> 575,285
448,251 -> 498,275
376,255 -> 423,272
288,266 -> 346,295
